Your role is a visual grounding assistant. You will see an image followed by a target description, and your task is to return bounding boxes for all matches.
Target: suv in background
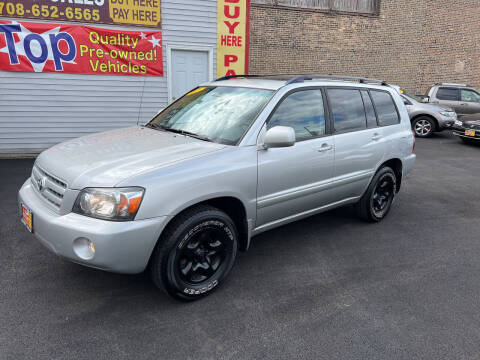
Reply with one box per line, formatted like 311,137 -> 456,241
426,83 -> 480,118
400,91 -> 456,137
18,74 -> 416,300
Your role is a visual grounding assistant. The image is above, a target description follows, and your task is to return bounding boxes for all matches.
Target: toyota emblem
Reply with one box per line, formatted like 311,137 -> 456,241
37,177 -> 46,191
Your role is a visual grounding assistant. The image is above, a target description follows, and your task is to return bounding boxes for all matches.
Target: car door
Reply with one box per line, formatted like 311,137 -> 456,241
327,88 -> 387,200
460,89 -> 480,115
433,87 -> 462,114
256,88 -> 335,227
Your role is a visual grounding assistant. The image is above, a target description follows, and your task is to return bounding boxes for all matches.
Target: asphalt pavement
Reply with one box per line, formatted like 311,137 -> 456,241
1,131 -> 480,360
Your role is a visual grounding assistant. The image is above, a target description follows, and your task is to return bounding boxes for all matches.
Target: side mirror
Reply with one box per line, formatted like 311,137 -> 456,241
263,126 -> 295,148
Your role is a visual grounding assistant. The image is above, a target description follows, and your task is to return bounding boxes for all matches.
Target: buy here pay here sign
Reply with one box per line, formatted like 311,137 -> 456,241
217,0 -> 250,77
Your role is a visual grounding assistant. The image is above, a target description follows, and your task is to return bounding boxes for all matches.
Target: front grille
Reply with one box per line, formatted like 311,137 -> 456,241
31,165 -> 67,209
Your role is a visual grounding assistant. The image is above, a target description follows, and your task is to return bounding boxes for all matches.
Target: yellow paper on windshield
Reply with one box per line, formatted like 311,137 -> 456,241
187,87 -> 207,96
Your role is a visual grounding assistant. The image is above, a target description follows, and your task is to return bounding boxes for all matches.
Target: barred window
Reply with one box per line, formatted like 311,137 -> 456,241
252,0 -> 379,14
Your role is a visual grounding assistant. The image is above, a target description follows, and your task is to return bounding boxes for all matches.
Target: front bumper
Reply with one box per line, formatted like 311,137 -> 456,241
18,179 -> 170,274
453,129 -> 480,141
437,114 -> 456,130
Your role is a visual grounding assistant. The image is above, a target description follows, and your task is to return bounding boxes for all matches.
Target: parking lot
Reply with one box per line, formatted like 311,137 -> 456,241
1,131 -> 479,360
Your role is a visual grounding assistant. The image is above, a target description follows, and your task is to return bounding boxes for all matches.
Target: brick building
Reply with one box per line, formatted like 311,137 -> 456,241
249,0 -> 480,94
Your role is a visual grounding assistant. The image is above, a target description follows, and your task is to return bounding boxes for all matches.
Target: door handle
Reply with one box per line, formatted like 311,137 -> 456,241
372,133 -> 382,141
317,144 -> 333,152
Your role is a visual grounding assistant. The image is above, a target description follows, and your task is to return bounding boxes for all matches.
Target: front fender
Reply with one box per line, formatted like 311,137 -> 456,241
118,146 -> 259,223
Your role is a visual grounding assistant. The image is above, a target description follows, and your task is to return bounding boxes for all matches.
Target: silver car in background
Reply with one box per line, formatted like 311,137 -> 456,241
18,74 -> 416,300
400,91 -> 457,137
426,83 -> 480,117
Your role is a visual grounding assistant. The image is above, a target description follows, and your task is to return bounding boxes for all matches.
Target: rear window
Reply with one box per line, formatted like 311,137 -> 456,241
436,87 -> 459,101
370,91 -> 400,126
327,88 -> 367,133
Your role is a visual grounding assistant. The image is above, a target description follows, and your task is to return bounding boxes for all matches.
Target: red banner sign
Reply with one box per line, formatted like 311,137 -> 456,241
0,20 -> 163,76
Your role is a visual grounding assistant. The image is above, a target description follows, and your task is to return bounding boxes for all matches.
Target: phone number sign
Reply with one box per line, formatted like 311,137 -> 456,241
0,0 -> 161,28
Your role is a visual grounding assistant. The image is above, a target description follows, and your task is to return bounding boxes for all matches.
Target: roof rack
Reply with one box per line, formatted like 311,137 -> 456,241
214,74 -> 389,86
215,74 -> 261,81
215,74 -> 301,82
436,82 -> 470,87
285,74 -> 388,86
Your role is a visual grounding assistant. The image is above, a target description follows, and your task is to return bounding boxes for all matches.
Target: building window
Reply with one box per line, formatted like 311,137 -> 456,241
252,0 -> 379,15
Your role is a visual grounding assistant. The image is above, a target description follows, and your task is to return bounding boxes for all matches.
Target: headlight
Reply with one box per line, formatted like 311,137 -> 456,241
440,111 -> 456,117
454,120 -> 463,127
73,187 -> 144,221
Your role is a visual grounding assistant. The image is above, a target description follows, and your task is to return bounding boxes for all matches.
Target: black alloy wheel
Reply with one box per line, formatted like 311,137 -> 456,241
370,172 -> 395,219
150,205 -> 238,300
355,166 -> 397,222
176,228 -> 228,284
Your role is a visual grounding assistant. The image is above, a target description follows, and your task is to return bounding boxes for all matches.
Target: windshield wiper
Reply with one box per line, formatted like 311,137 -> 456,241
170,128 -> 213,142
147,124 -> 213,142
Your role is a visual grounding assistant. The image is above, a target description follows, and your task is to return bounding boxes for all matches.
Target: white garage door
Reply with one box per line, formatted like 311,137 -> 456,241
171,49 -> 209,101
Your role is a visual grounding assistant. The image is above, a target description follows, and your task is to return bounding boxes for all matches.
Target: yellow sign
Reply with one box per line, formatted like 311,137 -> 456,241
217,0 -> 250,77
109,0 -> 161,27
0,0 -> 161,28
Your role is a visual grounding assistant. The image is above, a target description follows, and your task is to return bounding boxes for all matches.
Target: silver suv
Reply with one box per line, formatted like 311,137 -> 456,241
427,83 -> 480,117
18,75 -> 416,300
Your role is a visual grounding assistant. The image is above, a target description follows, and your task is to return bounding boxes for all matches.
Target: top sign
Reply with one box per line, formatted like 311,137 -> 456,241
0,0 -> 161,28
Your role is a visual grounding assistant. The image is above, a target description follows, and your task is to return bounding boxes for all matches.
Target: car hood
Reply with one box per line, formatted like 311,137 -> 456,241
35,127 -> 227,189
463,120 -> 480,127
460,114 -> 480,126
420,102 -> 452,112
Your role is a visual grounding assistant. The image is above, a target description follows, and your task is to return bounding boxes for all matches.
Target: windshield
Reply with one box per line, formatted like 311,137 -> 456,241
148,86 -> 274,145
402,91 -> 424,102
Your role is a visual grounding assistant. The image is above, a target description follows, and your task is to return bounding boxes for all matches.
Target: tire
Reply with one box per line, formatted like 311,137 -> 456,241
150,205 -> 238,301
412,117 -> 436,138
355,166 -> 397,222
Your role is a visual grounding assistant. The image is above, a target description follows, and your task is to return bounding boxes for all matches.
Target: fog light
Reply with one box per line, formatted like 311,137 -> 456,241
73,237 -> 95,260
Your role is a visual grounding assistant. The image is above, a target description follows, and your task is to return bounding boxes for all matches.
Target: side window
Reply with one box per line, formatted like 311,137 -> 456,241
436,87 -> 459,101
328,88 -> 367,133
461,89 -> 480,103
267,90 -> 325,141
361,90 -> 378,128
370,91 -> 400,126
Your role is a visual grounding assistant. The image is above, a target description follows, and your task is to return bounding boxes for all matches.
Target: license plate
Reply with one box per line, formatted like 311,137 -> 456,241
21,203 -> 33,233
465,129 -> 476,136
